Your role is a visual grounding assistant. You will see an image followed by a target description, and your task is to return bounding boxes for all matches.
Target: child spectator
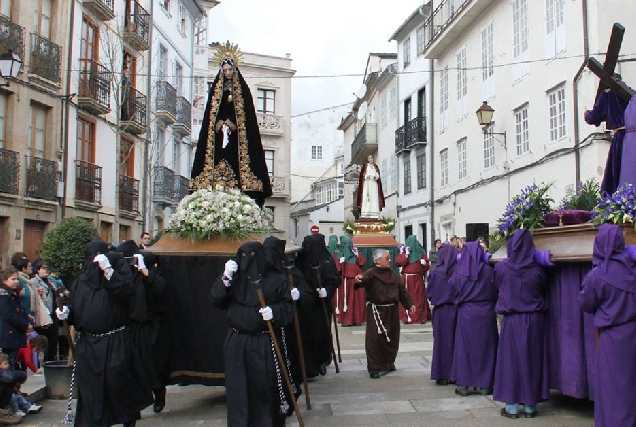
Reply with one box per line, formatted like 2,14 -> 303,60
16,334 -> 47,374
0,268 -> 32,370
0,353 -> 26,425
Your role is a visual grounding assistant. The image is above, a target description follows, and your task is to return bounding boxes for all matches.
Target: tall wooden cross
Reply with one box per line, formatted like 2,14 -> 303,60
587,23 -> 634,103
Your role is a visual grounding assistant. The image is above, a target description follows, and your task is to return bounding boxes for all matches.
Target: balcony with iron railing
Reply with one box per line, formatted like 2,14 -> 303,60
120,85 -> 147,135
173,96 -> 191,137
123,1 -> 150,52
421,0 -> 494,59
25,156 -> 57,201
119,174 -> 139,214
0,14 -> 25,61
78,59 -> 111,115
173,175 -> 189,205
156,80 -> 177,124
84,0 -> 115,21
0,148 -> 19,196
395,116 -> 427,154
29,33 -> 62,85
351,123 -> 378,165
153,166 -> 174,206
257,112 -> 283,136
75,160 -> 102,209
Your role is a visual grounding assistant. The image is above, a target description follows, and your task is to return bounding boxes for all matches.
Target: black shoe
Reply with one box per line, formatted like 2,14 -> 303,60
123,420 -> 137,427
479,387 -> 493,396
318,363 -> 327,376
389,365 -> 396,372
435,379 -> 449,386
455,386 -> 469,396
500,408 -> 519,419
525,410 -> 538,418
369,371 -> 380,379
153,388 -> 166,413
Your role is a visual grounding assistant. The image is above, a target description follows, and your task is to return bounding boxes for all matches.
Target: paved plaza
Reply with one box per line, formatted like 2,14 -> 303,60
22,323 -> 594,426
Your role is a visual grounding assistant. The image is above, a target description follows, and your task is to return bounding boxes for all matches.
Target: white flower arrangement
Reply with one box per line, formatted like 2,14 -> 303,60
167,188 -> 273,240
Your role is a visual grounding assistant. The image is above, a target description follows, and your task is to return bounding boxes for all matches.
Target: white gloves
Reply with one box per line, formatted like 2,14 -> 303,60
224,260 -> 238,280
291,288 -> 300,301
420,258 -> 428,265
93,254 -> 111,270
55,306 -> 69,320
405,247 -> 411,255
352,246 -> 359,256
317,288 -> 327,298
259,306 -> 273,321
133,253 -> 146,270
339,257 -> 345,264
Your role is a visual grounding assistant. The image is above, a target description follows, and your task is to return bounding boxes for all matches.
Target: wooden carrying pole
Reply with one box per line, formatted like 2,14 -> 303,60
333,267 -> 344,363
254,284 -> 304,427
285,265 -> 312,410
313,266 -> 340,373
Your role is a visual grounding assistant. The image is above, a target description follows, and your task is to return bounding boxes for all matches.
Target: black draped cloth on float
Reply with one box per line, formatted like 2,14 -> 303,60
190,65 -> 272,206
294,234 -> 341,378
68,241 -> 152,427
210,241 -> 294,427
153,255 -> 228,386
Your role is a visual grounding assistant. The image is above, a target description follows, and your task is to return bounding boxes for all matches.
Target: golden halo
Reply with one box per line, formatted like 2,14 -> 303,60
212,40 -> 243,68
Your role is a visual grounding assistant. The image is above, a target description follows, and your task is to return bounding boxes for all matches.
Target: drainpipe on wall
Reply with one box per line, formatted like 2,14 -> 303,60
572,0 -> 589,186
142,0 -> 155,233
428,60 -> 435,247
61,0 -> 77,219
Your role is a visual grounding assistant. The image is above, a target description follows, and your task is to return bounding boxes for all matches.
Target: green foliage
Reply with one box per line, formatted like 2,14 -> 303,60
343,218 -> 356,234
559,178 -> 600,211
40,217 -> 99,281
381,216 -> 396,233
487,232 -> 506,255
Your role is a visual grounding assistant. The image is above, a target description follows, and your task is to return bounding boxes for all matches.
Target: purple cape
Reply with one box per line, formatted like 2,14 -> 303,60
619,95 -> 636,187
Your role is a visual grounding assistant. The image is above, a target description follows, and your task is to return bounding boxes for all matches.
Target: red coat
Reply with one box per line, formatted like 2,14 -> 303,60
355,162 -> 385,210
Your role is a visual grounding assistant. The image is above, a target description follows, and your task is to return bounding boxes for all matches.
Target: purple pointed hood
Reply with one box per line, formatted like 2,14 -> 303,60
433,243 -> 458,280
504,229 -> 536,273
592,224 -> 636,292
454,241 -> 484,281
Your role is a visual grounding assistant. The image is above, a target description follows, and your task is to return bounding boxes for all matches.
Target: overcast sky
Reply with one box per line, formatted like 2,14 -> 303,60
208,0 -> 426,116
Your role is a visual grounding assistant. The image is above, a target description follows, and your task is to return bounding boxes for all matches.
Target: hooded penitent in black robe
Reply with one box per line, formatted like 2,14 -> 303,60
294,233 -> 341,377
209,241 -> 294,427
68,240 -> 153,427
190,62 -> 272,207
116,241 -> 167,405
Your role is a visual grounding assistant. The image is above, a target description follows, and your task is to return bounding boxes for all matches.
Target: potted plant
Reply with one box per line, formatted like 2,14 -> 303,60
592,183 -> 636,226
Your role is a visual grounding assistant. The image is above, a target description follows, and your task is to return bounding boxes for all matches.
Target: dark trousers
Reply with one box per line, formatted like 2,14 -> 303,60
35,324 -> 59,362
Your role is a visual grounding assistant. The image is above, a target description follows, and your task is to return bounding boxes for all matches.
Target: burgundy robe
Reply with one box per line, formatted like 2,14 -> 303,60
585,89 -> 628,195
427,244 -> 458,381
450,242 -> 498,388
355,162 -> 385,211
579,224 -> 636,427
334,253 -> 366,326
493,229 -> 550,406
395,253 -> 431,324
356,266 -> 413,372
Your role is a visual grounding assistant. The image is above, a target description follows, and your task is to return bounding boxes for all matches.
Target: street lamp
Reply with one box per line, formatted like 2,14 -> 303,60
0,50 -> 22,87
475,101 -> 506,148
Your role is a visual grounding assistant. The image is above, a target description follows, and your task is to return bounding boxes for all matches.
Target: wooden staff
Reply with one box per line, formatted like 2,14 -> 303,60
254,281 -> 304,427
285,264 -> 311,410
313,266 -> 340,373
333,262 -> 344,363
54,291 -> 75,359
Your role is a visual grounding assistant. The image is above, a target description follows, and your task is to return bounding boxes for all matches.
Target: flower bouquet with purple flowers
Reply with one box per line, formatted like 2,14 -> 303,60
592,183 -> 636,226
494,182 -> 554,239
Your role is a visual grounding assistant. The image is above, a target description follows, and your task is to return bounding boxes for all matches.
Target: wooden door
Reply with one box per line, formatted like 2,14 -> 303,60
24,220 -> 46,262
100,221 -> 112,243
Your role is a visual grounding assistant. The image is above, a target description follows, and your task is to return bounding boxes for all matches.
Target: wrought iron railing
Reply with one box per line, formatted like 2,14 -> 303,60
422,0 -> 471,52
79,58 -> 111,108
175,96 -> 191,130
395,116 -> 427,153
121,85 -> 147,128
84,0 -> 115,20
124,1 -> 150,49
29,33 -> 61,83
153,166 -> 174,202
0,148 -> 19,195
351,123 -> 377,161
0,14 -> 25,61
173,175 -> 189,204
119,174 -> 139,213
75,160 -> 102,204
156,80 -> 177,117
25,156 -> 57,201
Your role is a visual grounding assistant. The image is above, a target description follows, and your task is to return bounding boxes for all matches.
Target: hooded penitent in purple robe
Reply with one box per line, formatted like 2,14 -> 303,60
584,89 -> 629,195
619,95 -> 636,187
427,244 -> 458,382
450,241 -> 498,389
493,229 -> 550,408
579,224 -> 636,427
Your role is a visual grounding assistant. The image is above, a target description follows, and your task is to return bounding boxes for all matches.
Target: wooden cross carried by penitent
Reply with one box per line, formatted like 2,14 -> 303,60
587,22 -> 635,103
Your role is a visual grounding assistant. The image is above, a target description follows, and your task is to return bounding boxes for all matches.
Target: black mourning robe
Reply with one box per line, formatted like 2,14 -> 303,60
68,257 -> 153,427
294,234 -> 341,377
356,266 -> 414,373
209,242 -> 294,427
190,67 -> 272,206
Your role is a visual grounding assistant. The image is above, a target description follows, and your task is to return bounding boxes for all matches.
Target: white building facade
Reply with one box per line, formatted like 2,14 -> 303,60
422,0 -> 636,243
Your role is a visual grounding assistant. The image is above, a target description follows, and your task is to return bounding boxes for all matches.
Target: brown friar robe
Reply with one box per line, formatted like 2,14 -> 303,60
356,266 -> 414,372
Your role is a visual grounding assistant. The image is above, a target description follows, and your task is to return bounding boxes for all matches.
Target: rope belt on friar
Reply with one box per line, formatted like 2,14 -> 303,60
62,325 -> 127,425
368,301 -> 394,342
